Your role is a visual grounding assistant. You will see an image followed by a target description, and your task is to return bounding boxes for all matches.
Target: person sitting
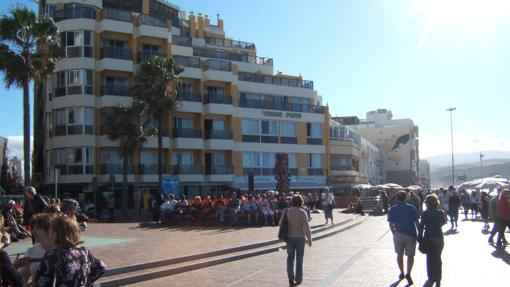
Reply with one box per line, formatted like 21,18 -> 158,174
33,216 -> 107,286
160,195 -> 178,224
61,199 -> 88,231
213,195 -> 227,224
355,197 -> 365,215
259,194 -> 275,226
198,196 -> 214,223
243,195 -> 259,226
277,194 -> 291,221
226,193 -> 241,226
190,196 -> 202,221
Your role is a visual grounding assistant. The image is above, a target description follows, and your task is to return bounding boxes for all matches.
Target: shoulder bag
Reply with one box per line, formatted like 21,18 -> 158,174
278,208 -> 289,242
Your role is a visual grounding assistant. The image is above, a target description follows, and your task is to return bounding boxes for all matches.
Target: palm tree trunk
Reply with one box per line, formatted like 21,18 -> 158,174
23,81 -> 31,187
122,156 -> 129,220
157,116 -> 163,194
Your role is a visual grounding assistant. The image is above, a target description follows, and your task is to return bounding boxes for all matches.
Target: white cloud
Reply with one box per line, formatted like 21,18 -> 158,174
5,135 -> 33,161
420,133 -> 510,158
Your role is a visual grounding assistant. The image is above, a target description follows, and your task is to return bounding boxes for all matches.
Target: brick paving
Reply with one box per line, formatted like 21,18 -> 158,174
131,216 -> 510,287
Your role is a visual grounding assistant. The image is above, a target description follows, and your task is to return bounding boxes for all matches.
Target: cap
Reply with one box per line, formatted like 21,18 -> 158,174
7,200 -> 15,205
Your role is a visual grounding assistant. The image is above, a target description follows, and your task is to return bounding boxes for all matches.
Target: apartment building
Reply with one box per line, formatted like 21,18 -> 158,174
36,0 -> 330,200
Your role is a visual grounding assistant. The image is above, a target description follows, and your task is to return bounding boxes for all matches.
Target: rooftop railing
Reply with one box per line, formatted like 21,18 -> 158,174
193,48 -> 273,66
205,37 -> 256,50
238,98 -> 324,114
238,72 -> 313,89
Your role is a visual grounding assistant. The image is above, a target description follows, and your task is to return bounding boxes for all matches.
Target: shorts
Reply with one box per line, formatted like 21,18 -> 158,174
393,232 -> 417,257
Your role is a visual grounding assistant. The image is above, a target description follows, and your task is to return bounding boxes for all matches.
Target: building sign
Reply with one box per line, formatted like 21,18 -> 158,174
262,110 -> 302,119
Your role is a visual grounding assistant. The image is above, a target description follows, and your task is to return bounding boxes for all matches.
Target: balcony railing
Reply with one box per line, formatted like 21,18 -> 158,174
172,128 -> 202,138
138,164 -> 168,174
100,47 -> 133,60
206,165 -> 234,175
65,46 -> 93,58
205,37 -> 256,50
307,138 -> 323,145
204,94 -> 232,105
243,168 -> 273,176
172,164 -> 203,174
137,50 -> 165,63
174,55 -> 200,68
100,85 -> 130,96
101,8 -> 132,22
238,98 -> 325,114
308,168 -> 324,175
204,129 -> 233,140
331,166 -> 355,171
203,59 -> 232,72
55,85 -> 93,97
242,135 -> 278,143
238,72 -> 313,89
172,35 -> 192,47
193,48 -> 273,66
53,7 -> 95,21
136,15 -> 167,28
101,164 -> 134,174
179,91 -> 201,102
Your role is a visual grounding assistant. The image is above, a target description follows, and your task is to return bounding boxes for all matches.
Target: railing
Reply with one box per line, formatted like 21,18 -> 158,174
172,128 -> 202,138
205,37 -> 256,50
206,165 -> 234,175
280,137 -> 298,144
136,15 -> 167,28
238,98 -> 325,114
308,168 -> 324,175
174,55 -> 201,68
138,164 -> 168,174
55,85 -> 93,97
53,7 -> 95,21
203,59 -> 232,71
238,72 -> 313,89
204,129 -> 233,140
100,47 -> 132,60
307,138 -> 323,145
137,50 -> 165,63
242,135 -> 278,143
204,94 -> 232,105
100,85 -> 130,96
179,91 -> 201,102
68,165 -> 93,175
101,8 -> 132,22
101,164 -> 134,174
243,168 -> 273,176
66,46 -> 93,58
193,48 -> 273,66
172,35 -> 192,47
172,164 -> 203,174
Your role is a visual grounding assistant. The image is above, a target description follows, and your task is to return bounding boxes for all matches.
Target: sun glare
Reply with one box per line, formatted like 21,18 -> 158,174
413,0 -> 510,29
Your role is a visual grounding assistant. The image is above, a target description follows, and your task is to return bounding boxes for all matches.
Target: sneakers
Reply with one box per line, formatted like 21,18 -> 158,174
488,238 -> 494,244
405,274 -> 414,285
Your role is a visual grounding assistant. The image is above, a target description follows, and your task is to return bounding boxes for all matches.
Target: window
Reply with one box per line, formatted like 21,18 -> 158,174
102,39 -> 127,48
242,152 -> 276,168
46,5 -> 56,17
212,153 -> 225,166
206,86 -> 225,96
102,150 -> 120,164
308,154 -> 323,168
261,120 -> 278,136
56,72 -> 65,87
242,119 -> 260,134
280,121 -> 297,137
289,97 -> 309,105
51,149 -> 67,165
288,153 -> 298,168
84,108 -> 93,126
174,118 -> 192,129
54,110 -> 66,126
212,120 -> 225,130
142,44 -> 160,52
308,123 -> 322,138
141,151 -> 157,165
172,152 -> 193,165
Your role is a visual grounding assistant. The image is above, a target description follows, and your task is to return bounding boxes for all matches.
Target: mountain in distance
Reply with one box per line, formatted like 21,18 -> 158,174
424,150 -> 510,171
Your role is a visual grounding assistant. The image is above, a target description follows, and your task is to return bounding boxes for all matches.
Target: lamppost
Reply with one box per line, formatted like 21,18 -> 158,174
446,107 -> 456,186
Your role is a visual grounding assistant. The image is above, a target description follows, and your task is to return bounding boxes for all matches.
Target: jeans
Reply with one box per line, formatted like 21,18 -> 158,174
449,208 -> 459,226
216,207 -> 225,222
497,219 -> 510,245
287,237 -> 306,283
489,218 -> 506,241
324,205 -> 333,220
426,237 -> 444,282
229,208 -> 240,225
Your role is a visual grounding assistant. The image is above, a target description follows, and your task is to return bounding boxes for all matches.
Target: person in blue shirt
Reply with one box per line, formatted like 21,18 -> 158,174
388,191 -> 420,285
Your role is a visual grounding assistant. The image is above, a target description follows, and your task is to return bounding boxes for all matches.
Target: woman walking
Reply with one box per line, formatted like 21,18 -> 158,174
280,195 -> 312,286
419,194 -> 446,287
322,189 -> 335,225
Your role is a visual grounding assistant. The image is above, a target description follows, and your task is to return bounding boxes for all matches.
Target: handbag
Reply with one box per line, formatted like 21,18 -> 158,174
278,208 -> 289,242
418,238 -> 429,254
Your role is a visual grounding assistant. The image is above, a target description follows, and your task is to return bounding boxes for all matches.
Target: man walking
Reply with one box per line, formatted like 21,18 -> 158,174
448,186 -> 461,229
488,189 -> 506,244
388,191 -> 420,285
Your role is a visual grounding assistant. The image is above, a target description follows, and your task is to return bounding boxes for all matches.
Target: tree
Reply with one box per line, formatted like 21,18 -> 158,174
103,100 -> 147,219
275,153 -> 291,195
132,56 -> 183,193
0,6 -> 63,186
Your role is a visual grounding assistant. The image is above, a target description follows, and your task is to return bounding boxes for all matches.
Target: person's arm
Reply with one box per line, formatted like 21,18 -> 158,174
388,222 -> 396,234
86,250 -> 107,286
302,211 -> 312,246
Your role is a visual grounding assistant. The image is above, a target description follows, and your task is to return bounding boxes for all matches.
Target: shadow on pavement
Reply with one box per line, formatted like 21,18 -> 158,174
491,248 -> 510,265
443,229 -> 459,236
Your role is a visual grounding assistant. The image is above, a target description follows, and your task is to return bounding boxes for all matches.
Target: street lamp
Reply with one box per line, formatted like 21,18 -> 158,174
446,107 -> 456,186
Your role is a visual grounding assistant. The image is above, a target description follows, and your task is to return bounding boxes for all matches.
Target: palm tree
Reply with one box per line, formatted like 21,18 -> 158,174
0,6 -> 63,186
132,56 -> 183,193
103,100 -> 147,219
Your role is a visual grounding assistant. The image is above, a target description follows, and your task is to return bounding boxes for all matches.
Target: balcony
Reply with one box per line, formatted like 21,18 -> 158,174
204,94 -> 232,105
242,135 -> 278,143
193,48 -> 272,66
238,98 -> 325,114
55,85 -> 93,97
172,35 -> 192,47
53,7 -> 95,22
100,47 -> 133,60
308,168 -> 324,175
180,91 -> 201,102
65,46 -> 93,58
137,50 -> 165,63
203,59 -> 232,72
174,55 -> 200,68
172,128 -> 202,138
206,165 -> 234,175
238,72 -> 313,89
138,164 -> 168,174
68,165 -> 94,175
136,15 -> 167,28
204,129 -> 233,140
100,85 -> 130,97
101,8 -> 131,22
307,138 -> 323,145
205,37 -> 256,50
101,164 -> 134,174
280,137 -> 298,144
172,164 -> 203,175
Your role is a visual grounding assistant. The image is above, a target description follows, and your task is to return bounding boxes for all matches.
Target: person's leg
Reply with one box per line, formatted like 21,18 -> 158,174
295,238 -> 306,284
324,206 -> 329,224
496,220 -> 507,245
397,254 -> 404,277
489,219 -> 500,242
287,239 -> 297,283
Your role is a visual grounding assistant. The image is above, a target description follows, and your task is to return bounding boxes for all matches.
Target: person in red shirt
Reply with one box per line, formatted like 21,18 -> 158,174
214,195 -> 227,224
496,189 -> 510,247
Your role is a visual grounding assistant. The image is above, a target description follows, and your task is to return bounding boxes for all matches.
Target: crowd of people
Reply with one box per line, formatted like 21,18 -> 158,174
0,186 -> 106,287
151,189 -> 338,227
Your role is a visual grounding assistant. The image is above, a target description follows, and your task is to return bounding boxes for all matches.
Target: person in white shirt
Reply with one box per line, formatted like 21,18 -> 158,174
160,195 -> 178,224
322,189 -> 335,225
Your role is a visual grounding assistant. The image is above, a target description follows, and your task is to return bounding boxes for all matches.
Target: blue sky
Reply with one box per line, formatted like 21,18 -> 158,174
1,0 -> 510,160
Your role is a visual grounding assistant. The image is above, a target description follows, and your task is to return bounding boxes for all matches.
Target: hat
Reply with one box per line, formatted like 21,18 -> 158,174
448,185 -> 455,191
61,199 -> 79,213
7,200 -> 15,205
